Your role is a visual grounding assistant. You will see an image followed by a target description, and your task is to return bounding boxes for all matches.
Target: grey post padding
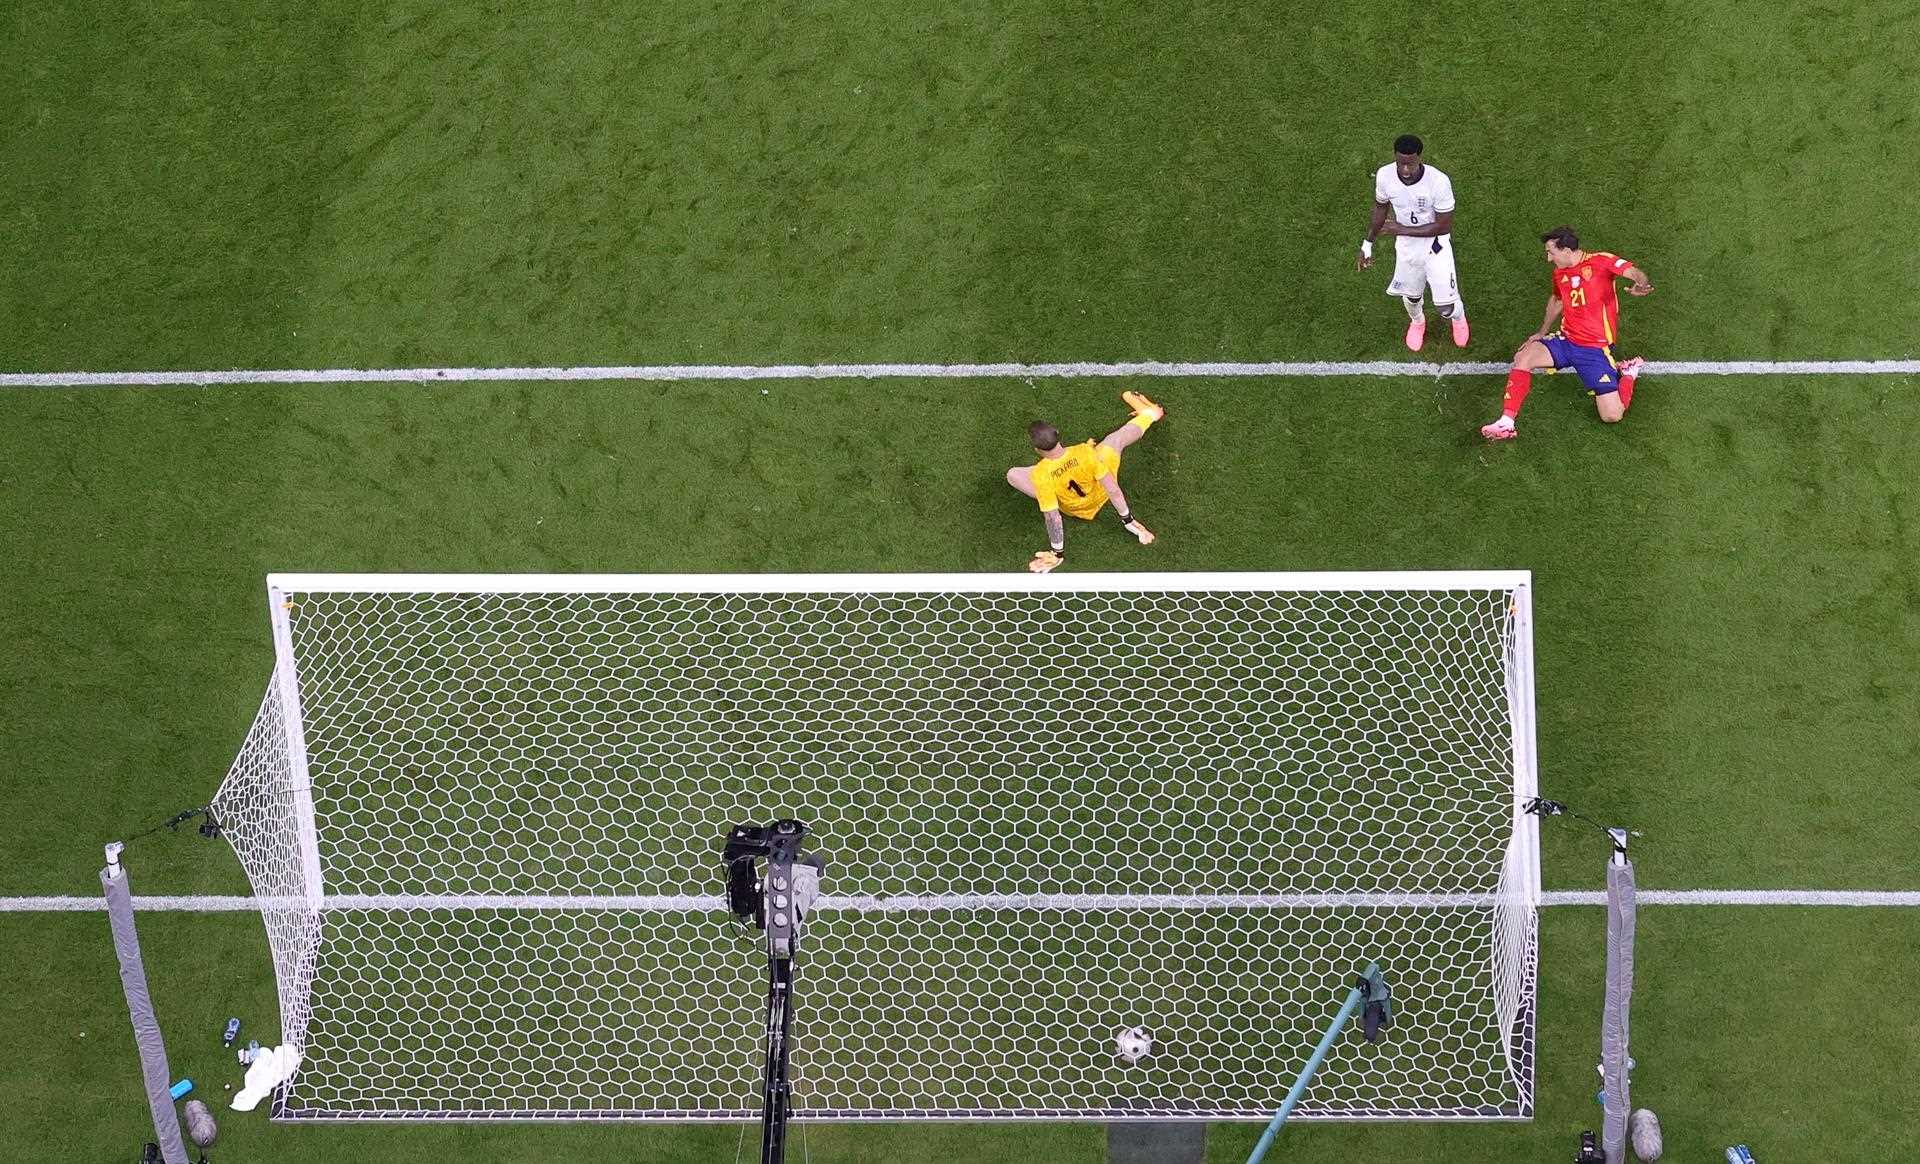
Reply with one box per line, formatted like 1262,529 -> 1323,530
103,844 -> 190,1164
1600,847 -> 1637,1164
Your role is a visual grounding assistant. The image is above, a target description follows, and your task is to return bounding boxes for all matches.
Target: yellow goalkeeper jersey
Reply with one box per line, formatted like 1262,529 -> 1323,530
1032,441 -> 1121,519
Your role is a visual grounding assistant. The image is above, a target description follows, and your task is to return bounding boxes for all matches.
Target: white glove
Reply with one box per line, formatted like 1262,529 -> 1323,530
231,1044 -> 303,1112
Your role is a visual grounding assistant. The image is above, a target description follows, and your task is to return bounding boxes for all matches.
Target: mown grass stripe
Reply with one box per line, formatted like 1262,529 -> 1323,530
3,359 -> 1918,389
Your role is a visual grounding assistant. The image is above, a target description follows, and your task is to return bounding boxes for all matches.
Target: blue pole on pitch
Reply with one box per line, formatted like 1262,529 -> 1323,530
1244,961 -> 1386,1164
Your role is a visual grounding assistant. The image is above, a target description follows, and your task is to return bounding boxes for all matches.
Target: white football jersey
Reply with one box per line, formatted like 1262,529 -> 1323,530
1374,163 -> 1455,234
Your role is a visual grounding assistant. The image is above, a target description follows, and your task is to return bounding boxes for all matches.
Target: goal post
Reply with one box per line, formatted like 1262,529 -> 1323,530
212,571 -> 1540,1121
266,584 -> 325,907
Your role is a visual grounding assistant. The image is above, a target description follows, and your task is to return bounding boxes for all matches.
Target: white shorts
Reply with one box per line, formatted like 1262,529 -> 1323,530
1386,236 -> 1460,305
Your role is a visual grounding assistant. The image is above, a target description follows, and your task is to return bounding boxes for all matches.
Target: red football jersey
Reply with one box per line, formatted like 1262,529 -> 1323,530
1553,252 -> 1636,347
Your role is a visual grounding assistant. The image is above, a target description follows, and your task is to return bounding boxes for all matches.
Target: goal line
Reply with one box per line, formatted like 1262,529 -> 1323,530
4,358 -> 1918,389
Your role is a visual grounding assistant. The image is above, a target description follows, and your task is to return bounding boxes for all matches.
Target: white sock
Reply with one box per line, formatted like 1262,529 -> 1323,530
1439,299 -> 1465,319
1403,297 -> 1425,322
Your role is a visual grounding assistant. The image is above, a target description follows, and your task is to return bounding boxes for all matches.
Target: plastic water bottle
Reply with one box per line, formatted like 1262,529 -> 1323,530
239,1039 -> 260,1065
222,1017 -> 241,1047
168,1078 -> 193,1100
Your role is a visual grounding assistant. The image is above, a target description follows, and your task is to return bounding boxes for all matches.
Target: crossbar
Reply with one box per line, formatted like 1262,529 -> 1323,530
267,570 -> 1532,595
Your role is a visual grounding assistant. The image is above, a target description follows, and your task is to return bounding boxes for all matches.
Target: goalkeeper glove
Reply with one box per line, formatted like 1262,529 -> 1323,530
1115,510 -> 1156,545
1027,550 -> 1063,574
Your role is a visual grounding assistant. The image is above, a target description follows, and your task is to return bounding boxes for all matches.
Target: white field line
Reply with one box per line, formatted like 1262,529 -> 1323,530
3,359 -> 1919,389
5,889 -> 1919,912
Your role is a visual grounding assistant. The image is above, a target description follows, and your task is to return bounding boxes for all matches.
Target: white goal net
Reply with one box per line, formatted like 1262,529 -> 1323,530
212,572 -> 1539,1121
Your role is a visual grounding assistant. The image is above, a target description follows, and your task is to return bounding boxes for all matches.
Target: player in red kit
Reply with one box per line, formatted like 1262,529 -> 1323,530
1481,226 -> 1653,440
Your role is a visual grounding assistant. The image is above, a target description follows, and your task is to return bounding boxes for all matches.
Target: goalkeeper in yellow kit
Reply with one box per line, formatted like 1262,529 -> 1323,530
1005,391 -> 1164,573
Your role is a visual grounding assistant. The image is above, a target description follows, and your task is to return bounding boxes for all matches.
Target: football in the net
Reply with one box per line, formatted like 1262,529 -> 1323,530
1115,1026 -> 1153,1064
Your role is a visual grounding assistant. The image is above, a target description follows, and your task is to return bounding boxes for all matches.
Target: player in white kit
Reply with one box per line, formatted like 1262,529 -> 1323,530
1357,135 -> 1469,351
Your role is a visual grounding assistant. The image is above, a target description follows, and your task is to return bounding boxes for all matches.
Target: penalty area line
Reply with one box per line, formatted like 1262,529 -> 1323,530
3,359 -> 1919,389
4,889 -> 1920,912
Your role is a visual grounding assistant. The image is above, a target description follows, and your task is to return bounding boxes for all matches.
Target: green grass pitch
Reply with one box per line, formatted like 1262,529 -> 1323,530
3,0 -> 1918,1161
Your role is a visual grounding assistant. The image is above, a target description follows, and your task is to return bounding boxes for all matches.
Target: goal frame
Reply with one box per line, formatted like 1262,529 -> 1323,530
243,570 -> 1542,1123
266,570 -> 1534,596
